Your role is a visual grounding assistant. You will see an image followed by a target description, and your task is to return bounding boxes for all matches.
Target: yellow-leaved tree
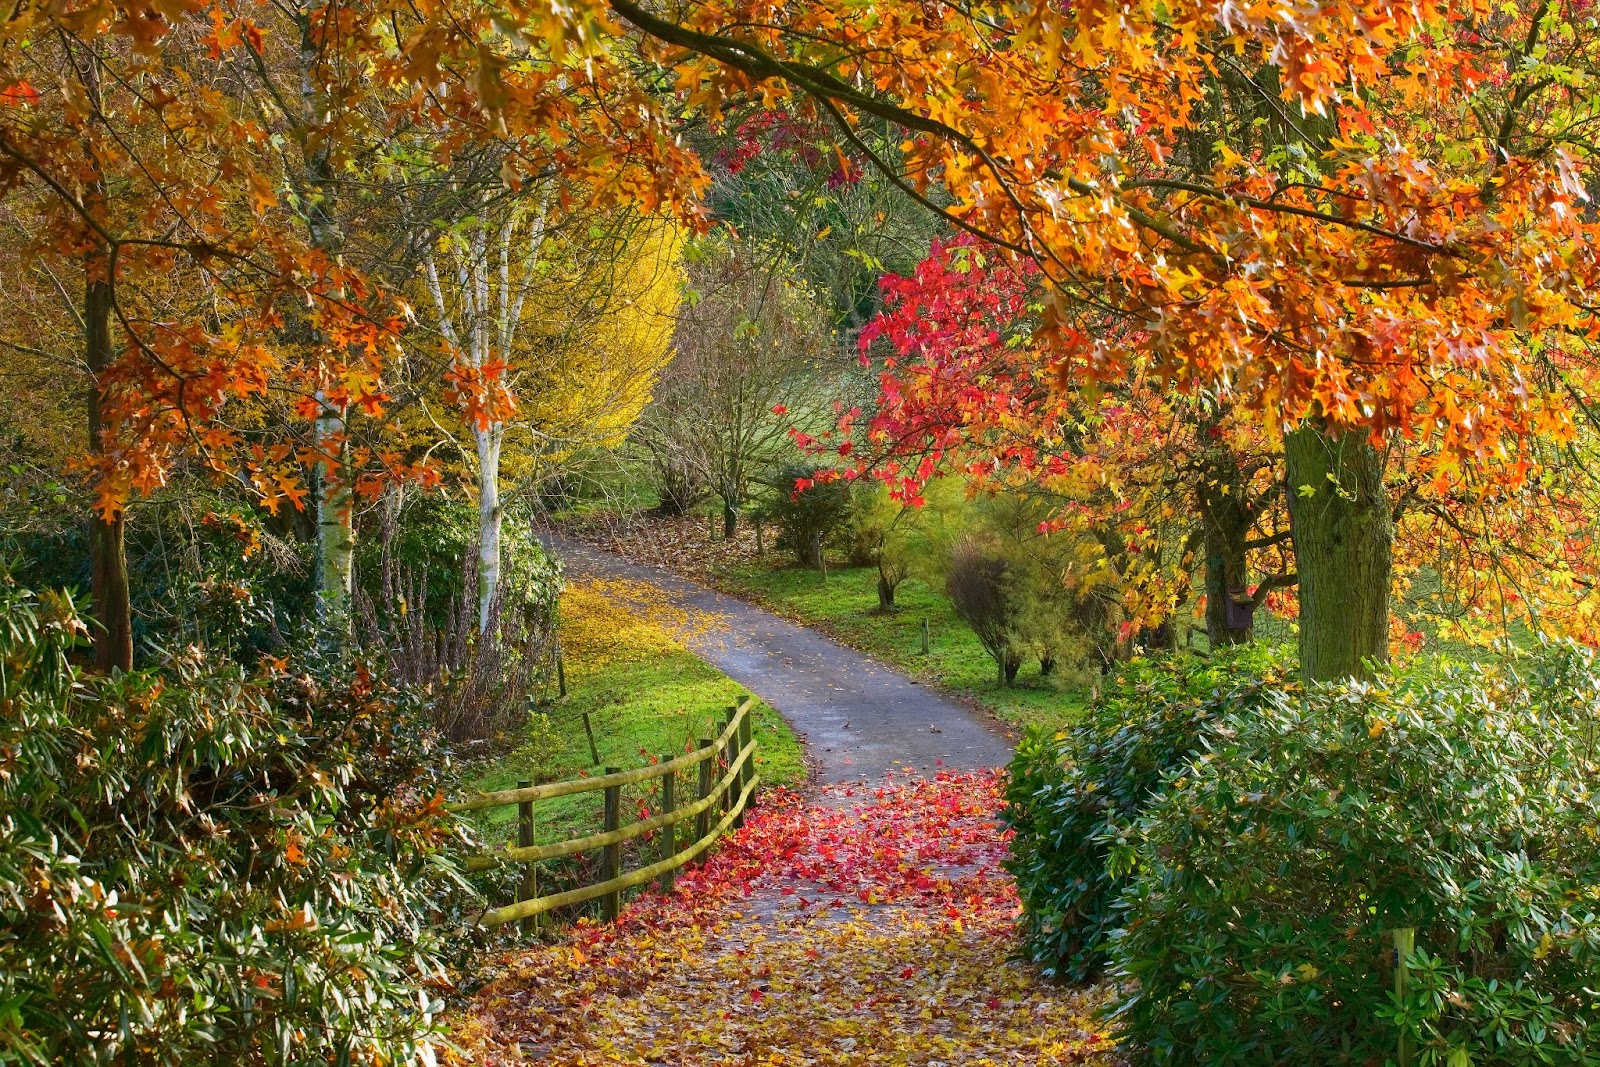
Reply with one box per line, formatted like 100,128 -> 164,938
424,204 -> 683,626
516,218 -> 686,467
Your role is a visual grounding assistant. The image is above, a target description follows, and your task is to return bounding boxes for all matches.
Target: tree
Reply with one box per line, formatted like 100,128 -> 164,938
840,235 -> 1292,651
423,200 -> 682,628
0,1 -> 707,660
640,239 -> 831,536
700,106 -> 939,333
591,0 -> 1600,680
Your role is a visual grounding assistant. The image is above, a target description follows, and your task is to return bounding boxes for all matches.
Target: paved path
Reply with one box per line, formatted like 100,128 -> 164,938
541,534 -> 1014,784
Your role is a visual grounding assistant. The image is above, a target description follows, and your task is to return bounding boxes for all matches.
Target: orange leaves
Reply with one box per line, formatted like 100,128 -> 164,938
203,5 -> 264,59
0,81 -> 41,108
603,0 -> 1599,502
4,0 -> 708,530
443,356 -> 517,432
457,773 -> 1116,1065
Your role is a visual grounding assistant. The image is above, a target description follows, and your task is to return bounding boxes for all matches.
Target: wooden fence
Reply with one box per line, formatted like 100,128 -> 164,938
451,695 -> 760,929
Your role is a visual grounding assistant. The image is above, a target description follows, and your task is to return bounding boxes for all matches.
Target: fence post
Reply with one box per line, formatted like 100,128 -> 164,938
601,770 -> 622,921
723,706 -> 740,813
517,781 -> 538,937
1393,927 -> 1416,1067
657,756 -> 677,893
735,703 -> 754,829
694,739 -> 714,851
920,618 -> 930,655
581,710 -> 600,765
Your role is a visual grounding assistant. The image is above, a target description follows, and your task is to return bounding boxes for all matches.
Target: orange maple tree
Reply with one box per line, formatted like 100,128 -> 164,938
587,0 -> 1600,679
0,0 -> 706,665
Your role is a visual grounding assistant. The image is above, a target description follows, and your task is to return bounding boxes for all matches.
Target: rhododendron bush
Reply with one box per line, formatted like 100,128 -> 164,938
0,573 -> 475,1063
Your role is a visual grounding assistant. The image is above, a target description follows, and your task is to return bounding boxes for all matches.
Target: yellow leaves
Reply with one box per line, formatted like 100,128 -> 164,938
511,219 -> 685,469
558,578 -> 722,680
455,776 -> 1116,1066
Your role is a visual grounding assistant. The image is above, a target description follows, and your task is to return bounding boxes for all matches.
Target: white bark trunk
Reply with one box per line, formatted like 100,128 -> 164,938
476,424 -> 503,632
423,192 -> 549,634
299,11 -> 353,633
315,398 -> 354,624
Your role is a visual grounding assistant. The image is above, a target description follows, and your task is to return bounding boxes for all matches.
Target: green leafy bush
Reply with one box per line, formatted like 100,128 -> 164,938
1110,644 -> 1600,1066
358,494 -> 560,630
1003,643 -> 1293,980
0,574 -> 477,1065
764,463 -> 860,568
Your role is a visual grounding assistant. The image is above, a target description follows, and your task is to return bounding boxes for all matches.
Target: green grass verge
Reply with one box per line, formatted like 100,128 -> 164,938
718,561 -> 1090,735
463,646 -> 807,847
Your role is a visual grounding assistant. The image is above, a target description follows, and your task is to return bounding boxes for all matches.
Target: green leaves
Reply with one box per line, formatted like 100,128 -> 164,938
0,575 -> 478,1064
1110,645 -> 1600,1065
1002,643 -> 1295,983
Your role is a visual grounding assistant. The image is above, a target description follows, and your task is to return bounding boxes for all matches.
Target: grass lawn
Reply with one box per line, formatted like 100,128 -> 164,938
461,577 -> 807,849
719,560 -> 1091,735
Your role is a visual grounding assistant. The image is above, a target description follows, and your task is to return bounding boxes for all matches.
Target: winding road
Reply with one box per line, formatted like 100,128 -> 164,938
541,534 -> 1015,784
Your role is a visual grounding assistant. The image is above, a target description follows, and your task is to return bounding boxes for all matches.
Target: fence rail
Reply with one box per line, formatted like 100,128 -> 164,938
451,695 -> 760,929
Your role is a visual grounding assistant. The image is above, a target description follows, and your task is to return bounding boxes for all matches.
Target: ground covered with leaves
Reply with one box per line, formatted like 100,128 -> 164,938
453,771 -> 1113,1066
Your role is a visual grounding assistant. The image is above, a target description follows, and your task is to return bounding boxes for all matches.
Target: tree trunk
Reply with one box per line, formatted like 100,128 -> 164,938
876,570 -> 895,611
1193,428 -> 1263,648
476,425 -> 504,632
1202,516 -> 1252,646
300,8 -> 353,635
314,405 -> 354,626
76,50 -> 132,673
722,498 -> 738,539
1283,424 -> 1393,682
85,256 -> 132,673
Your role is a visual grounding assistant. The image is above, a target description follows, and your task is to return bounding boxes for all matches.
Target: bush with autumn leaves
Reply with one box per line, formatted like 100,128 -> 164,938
0,573 -> 475,1065
1007,645 -> 1600,1065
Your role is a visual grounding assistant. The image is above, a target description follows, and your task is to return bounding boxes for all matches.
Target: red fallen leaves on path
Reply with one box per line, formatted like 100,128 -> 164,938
452,771 -> 1115,1066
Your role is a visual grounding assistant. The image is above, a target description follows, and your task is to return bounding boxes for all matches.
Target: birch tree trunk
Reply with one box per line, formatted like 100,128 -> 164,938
298,9 -> 354,629
314,400 -> 354,625
475,424 -> 504,632
425,195 -> 548,632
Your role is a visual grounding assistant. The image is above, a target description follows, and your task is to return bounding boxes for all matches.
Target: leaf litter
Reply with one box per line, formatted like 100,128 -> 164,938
453,771 -> 1115,1065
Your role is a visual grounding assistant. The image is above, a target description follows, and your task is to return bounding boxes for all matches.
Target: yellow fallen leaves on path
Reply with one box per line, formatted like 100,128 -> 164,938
452,773 -> 1115,1065
559,577 -> 725,679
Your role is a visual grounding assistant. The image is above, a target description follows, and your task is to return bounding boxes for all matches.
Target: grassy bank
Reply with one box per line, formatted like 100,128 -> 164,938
464,576 -> 807,845
719,560 -> 1091,735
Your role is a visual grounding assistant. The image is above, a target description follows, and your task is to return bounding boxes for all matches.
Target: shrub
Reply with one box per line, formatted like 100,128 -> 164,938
1003,643 -> 1293,980
764,464 -> 859,569
947,538 -> 1023,684
1110,644 -> 1600,1066
0,574 -> 477,1065
357,494 -> 563,741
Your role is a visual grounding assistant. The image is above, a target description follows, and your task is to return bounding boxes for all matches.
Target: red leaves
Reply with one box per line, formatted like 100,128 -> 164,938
459,771 -> 1114,1064
0,80 -> 40,107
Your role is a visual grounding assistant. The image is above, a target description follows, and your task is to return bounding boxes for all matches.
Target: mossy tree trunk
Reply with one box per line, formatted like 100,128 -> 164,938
1283,424 -> 1393,682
